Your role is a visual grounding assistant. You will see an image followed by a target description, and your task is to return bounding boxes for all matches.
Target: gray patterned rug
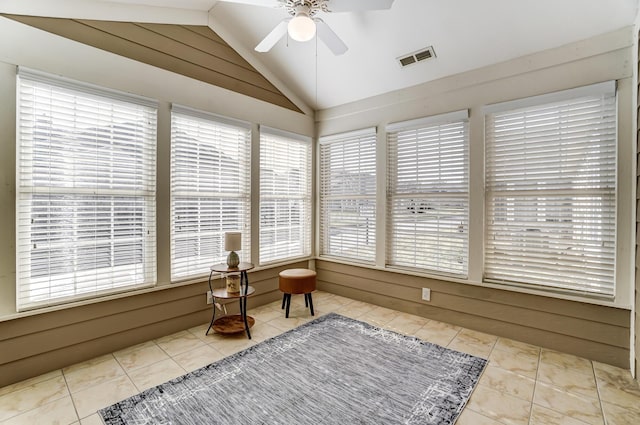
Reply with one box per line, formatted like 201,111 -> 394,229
100,313 -> 487,424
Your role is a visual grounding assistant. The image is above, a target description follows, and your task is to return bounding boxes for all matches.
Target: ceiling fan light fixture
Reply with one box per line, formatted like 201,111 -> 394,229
288,11 -> 316,42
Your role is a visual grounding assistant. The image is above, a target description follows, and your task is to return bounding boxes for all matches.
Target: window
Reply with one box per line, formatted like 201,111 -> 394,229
484,82 -> 616,297
319,128 -> 377,262
170,106 -> 251,280
259,127 -> 312,264
386,111 -> 469,276
16,68 -> 157,310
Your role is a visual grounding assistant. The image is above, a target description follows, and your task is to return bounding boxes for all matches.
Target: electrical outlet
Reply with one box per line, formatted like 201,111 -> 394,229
421,288 -> 431,301
206,290 -> 213,305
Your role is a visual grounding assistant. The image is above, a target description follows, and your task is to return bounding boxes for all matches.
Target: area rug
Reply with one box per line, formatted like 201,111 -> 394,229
99,313 -> 487,424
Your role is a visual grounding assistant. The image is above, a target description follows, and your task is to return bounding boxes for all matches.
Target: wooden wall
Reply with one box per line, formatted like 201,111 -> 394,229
316,260 -> 630,368
1,14 -> 301,113
0,261 -> 304,388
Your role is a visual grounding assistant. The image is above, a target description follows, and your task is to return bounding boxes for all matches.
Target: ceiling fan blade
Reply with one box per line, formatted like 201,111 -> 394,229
327,0 -> 394,12
315,19 -> 348,56
216,0 -> 281,7
255,19 -> 289,52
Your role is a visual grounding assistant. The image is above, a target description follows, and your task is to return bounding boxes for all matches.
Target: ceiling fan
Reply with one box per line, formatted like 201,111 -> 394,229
217,0 -> 394,55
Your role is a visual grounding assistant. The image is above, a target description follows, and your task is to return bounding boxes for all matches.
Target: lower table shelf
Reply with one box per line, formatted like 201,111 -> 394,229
212,314 -> 256,334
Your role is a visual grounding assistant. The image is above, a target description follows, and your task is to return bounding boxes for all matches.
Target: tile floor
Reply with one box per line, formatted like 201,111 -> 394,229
1,291 -> 639,425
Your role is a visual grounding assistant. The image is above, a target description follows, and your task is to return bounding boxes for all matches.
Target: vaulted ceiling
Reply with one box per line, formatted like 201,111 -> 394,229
2,0 -> 638,113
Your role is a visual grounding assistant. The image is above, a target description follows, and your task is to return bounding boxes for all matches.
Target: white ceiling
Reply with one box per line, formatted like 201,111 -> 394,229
4,0 -> 639,111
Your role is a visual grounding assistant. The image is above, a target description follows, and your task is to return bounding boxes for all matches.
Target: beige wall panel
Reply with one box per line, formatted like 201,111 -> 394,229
316,261 -> 631,367
318,269 -> 628,348
0,310 -> 208,388
77,20 -> 276,93
2,14 -> 301,112
185,25 -> 225,43
317,261 -> 629,327
136,24 -> 255,72
319,281 -> 629,368
0,262 -> 298,387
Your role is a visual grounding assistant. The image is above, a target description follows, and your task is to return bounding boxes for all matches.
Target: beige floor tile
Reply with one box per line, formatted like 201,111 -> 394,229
112,340 -> 156,356
457,328 -> 499,346
593,360 -> 640,411
62,355 -> 113,376
172,344 -> 225,373
334,300 -> 376,319
249,321 -> 286,342
282,305 -> 315,319
540,349 -> 593,376
533,381 -> 603,425
187,322 -> 216,341
414,320 -> 460,347
0,370 -> 63,398
212,336 -> 260,357
457,408 -> 504,425
114,343 -> 170,372
70,375 -> 138,419
63,356 -> 125,394
447,330 -> 495,358
358,305 -> 400,327
155,330 -> 206,357
537,362 -> 599,400
593,361 -> 636,384
323,294 -> 355,308
488,348 -> 539,379
127,358 -> 186,392
529,404 -> 592,425
601,400 -> 640,425
267,315 -> 311,332
494,337 -> 540,357
249,307 -> 283,323
596,378 -> 640,410
384,313 -> 429,336
479,365 -> 536,401
0,396 -> 77,425
466,385 -> 531,425
0,375 -> 68,422
79,414 -> 104,425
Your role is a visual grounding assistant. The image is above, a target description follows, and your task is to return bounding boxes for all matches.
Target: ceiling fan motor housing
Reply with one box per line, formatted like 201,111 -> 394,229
284,0 -> 330,17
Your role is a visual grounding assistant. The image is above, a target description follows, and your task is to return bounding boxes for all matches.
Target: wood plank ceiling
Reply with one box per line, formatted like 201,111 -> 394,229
3,14 -> 301,113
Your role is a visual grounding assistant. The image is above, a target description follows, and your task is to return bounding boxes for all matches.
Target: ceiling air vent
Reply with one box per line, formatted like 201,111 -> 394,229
397,46 -> 436,68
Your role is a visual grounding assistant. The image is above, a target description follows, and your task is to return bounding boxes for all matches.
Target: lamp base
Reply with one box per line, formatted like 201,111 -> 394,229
226,251 -> 240,268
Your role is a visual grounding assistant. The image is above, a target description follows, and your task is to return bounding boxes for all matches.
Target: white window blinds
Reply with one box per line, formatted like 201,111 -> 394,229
16,68 -> 157,310
319,128 -> 377,262
170,106 -> 251,280
259,127 -> 312,264
386,111 -> 469,276
484,82 -> 617,297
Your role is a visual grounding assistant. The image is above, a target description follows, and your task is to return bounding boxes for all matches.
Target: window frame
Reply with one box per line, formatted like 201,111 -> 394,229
258,126 -> 312,265
483,81 -> 618,299
15,68 -> 158,311
169,105 -> 252,281
385,110 -> 470,277
318,127 -> 378,264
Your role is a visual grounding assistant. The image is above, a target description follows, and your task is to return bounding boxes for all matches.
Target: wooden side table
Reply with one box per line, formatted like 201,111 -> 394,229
206,262 -> 255,339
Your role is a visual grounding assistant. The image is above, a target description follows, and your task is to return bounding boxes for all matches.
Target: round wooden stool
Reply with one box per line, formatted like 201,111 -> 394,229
279,268 -> 317,318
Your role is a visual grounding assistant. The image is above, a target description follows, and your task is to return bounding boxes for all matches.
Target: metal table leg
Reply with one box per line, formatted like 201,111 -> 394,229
241,270 -> 251,339
205,270 -> 216,335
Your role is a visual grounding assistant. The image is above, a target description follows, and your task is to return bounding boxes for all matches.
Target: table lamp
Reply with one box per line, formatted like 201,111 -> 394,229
225,232 -> 241,268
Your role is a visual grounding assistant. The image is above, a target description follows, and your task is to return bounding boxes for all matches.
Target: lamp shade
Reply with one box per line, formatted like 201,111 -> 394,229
288,13 -> 316,42
224,232 -> 241,252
